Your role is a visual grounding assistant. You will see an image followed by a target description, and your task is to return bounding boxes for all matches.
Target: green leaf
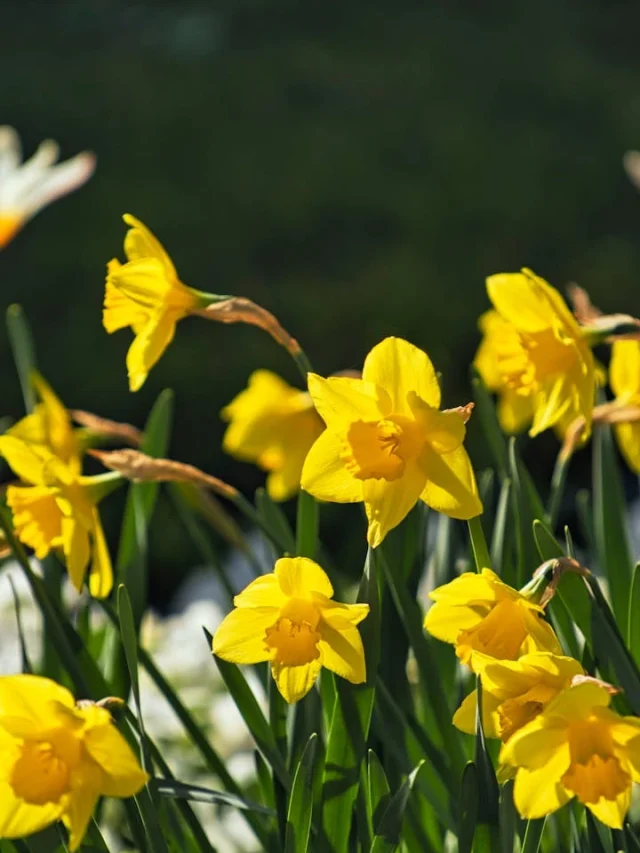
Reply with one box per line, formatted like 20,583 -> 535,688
509,438 -> 545,589
490,477 -> 511,573
521,818 -> 546,853
153,779 -> 275,815
8,575 -> 33,673
211,644 -> 291,789
470,370 -> 508,476
367,750 -> 391,835
369,761 -> 426,852
498,780 -> 518,853
117,389 -> 174,626
284,733 -> 319,853
7,304 -> 37,412
296,489 -> 318,559
593,424 -> 633,625
474,677 -> 499,829
457,763 -> 478,853
321,547 -> 380,853
628,564 -> 640,666
256,487 -> 296,554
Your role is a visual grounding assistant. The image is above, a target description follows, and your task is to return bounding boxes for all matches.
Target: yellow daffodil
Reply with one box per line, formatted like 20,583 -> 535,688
453,651 -> 583,741
212,556 -> 369,703
500,682 -> 640,829
609,340 -> 640,473
222,370 -> 324,501
0,674 -> 147,849
475,269 -> 595,439
301,337 -> 482,548
8,372 -> 80,472
104,214 -> 210,392
424,568 -> 561,668
0,435 -> 115,598
0,127 -> 95,249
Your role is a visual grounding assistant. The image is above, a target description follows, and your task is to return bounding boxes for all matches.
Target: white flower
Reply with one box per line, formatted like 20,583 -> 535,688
0,125 -> 95,248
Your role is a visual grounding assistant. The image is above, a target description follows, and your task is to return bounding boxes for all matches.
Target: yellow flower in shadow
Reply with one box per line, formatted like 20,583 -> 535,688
0,436 -> 115,598
222,370 -> 324,501
8,373 -> 80,472
0,675 -> 147,850
212,556 -> 369,703
301,337 -> 482,548
610,340 -> 640,473
0,127 -> 95,250
500,682 -> 640,829
453,651 -> 583,741
424,568 -> 561,667
103,215 -> 203,392
474,269 -> 595,439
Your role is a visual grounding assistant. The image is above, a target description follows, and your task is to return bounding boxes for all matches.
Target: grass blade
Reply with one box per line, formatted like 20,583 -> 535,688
284,733 -> 319,853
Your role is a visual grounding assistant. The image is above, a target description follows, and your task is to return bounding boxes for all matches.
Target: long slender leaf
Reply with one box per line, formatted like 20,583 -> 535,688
7,303 -> 37,412
458,763 -> 478,853
369,761 -> 426,853
153,779 -> 275,815
521,818 -> 546,853
296,488 -> 318,559
628,563 -> 640,667
285,733 -> 319,853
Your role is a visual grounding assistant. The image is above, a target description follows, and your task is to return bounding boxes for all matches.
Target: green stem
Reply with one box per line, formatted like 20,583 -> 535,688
467,516 -> 491,571
547,449 -> 570,529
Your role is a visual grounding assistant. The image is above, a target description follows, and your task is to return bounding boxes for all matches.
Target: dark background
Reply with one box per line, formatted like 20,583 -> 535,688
2,0 -> 640,604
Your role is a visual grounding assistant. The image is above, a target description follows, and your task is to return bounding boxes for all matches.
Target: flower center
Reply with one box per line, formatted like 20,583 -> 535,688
456,600 -> 529,667
265,598 -> 321,666
561,717 -> 630,804
341,416 -> 423,481
497,327 -> 579,392
10,741 -> 70,805
498,698 -> 544,742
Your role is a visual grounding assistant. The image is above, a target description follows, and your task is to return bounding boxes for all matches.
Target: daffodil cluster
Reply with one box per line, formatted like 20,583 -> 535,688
425,567 -> 640,829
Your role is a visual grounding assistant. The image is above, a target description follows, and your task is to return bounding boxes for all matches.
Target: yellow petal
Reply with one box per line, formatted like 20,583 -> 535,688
7,484 -> 62,560
610,340 -> 640,402
122,213 -> 177,280
487,269 -> 576,335
452,689 -> 501,738
0,675 -> 75,737
307,374 -> 388,431
408,394 -> 465,453
31,372 -> 79,468
83,722 -> 149,797
497,389 -> 534,434
614,423 -> 640,474
61,516 -> 91,593
501,719 -> 569,771
424,602 -> 484,644
429,569 -> 501,605
529,375 -> 574,437
420,444 -> 482,520
363,460 -> 427,548
103,276 -> 149,334
474,311 -> 505,391
362,337 -> 441,413
212,607 -> 275,664
318,599 -> 370,628
587,787 -> 630,830
233,573 -> 287,609
88,510 -> 113,598
126,310 -> 178,392
63,761 -> 102,852
512,748 -> 572,819
271,657 -> 323,703
301,430 -> 363,503
518,603 -> 562,656
0,781 -> 64,840
109,257 -> 172,309
0,435 -> 50,485
275,557 -> 334,599
541,682 -> 611,721
318,620 -> 366,684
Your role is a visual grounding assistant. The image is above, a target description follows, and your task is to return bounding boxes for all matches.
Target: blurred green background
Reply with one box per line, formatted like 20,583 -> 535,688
2,0 -> 640,604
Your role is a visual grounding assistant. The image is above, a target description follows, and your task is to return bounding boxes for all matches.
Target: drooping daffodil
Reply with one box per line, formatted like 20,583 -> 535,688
222,370 -> 324,501
212,557 -> 369,703
301,336 -> 482,548
424,568 -> 561,667
0,675 -> 147,850
104,214 -> 217,392
0,435 -> 117,598
609,340 -> 640,473
474,269 -> 595,440
500,681 -> 640,829
0,126 -> 95,250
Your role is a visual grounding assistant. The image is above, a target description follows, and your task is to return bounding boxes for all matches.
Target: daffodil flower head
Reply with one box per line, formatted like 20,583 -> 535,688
301,337 -> 482,548
103,214 -> 208,392
8,372 -> 81,473
212,557 -> 369,703
0,675 -> 147,849
453,651 -> 583,741
476,269 -> 595,440
609,340 -> 640,473
424,568 -> 561,667
0,127 -> 95,249
500,681 -> 640,829
0,436 -> 115,597
221,370 -> 324,501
